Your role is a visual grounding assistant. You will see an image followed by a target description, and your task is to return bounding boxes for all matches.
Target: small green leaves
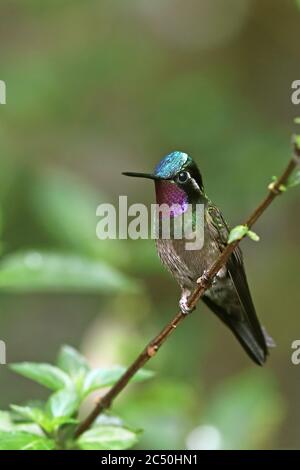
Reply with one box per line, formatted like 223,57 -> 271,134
57,345 -> 90,379
6,345 -> 154,450
0,411 -> 14,431
83,367 -> 154,396
0,432 -> 55,450
247,230 -> 260,242
46,387 -> 79,419
10,405 -> 48,430
227,225 -> 248,244
288,170 -> 300,188
9,363 -> 71,391
11,404 -> 78,435
77,426 -> 138,450
270,170 -> 300,192
228,225 -> 260,244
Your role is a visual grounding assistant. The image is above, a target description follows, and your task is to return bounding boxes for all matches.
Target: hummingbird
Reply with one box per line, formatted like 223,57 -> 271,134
123,151 -> 274,365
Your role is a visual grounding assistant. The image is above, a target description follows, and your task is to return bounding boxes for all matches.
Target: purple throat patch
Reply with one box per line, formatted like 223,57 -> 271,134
155,181 -> 188,217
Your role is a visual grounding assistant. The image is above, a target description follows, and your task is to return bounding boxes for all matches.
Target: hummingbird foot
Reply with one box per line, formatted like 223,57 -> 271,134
196,270 -> 214,288
179,290 -> 194,315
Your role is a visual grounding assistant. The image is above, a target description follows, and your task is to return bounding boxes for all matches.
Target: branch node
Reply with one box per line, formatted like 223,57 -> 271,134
147,344 -> 158,357
268,181 -> 283,195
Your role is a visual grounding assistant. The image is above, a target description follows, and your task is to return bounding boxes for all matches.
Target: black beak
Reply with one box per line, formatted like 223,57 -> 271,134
122,172 -> 162,181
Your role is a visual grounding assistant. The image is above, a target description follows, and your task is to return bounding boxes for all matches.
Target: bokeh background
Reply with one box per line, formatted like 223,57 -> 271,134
0,0 -> 299,450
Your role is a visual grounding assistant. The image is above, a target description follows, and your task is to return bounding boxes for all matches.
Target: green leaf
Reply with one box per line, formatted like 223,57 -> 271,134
295,117 -> 300,124
0,251 -> 138,293
57,345 -> 90,378
10,405 -> 49,429
77,426 -> 138,450
287,170 -> 300,188
247,230 -> 260,242
0,411 -> 13,431
227,225 -> 249,244
47,387 -> 79,418
295,134 -> 300,150
9,405 -> 74,435
0,431 -> 55,450
83,366 -> 154,396
10,363 -> 71,391
50,416 -> 79,430
11,405 -> 43,422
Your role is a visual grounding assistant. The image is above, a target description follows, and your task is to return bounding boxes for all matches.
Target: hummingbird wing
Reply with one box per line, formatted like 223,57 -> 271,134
203,203 -> 271,365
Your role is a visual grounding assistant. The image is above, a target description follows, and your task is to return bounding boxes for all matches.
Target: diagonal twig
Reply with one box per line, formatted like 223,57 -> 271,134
75,138 -> 300,438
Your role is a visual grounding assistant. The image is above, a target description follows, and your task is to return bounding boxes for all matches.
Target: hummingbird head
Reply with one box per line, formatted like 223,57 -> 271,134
123,151 -> 205,211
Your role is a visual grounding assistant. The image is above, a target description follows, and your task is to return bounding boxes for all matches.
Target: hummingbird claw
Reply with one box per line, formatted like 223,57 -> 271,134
197,270 -> 214,287
179,293 -> 194,315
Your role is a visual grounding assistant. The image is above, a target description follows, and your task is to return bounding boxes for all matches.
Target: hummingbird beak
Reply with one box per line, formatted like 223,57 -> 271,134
122,172 -> 163,181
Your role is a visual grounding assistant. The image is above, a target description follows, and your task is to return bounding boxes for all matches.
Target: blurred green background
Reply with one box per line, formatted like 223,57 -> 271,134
0,0 -> 299,450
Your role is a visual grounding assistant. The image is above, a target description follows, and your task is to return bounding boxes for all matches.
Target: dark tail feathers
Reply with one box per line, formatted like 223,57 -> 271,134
202,296 -> 275,366
228,319 -> 274,366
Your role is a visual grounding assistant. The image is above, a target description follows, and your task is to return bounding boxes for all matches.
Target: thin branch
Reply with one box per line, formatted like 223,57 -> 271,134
75,139 -> 300,438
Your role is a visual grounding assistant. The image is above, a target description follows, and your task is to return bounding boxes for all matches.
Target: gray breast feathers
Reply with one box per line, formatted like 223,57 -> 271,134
156,237 -> 219,291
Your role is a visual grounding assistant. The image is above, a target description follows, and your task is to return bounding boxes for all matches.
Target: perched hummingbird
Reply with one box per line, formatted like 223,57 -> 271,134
123,151 -> 274,365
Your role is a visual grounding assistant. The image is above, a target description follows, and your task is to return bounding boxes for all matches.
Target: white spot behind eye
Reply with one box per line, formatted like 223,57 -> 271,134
191,178 -> 200,191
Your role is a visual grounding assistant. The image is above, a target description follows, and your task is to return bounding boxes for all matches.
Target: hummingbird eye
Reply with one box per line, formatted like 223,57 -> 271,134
177,171 -> 190,184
